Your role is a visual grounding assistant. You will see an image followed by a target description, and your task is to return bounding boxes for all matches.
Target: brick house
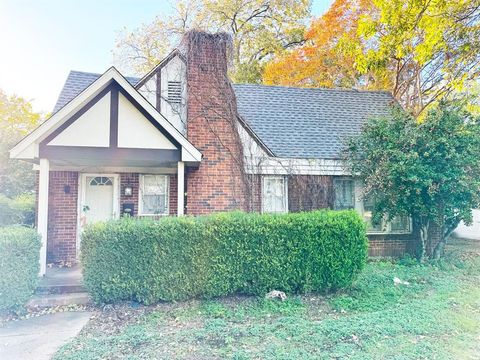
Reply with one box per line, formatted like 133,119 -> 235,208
10,32 -> 417,276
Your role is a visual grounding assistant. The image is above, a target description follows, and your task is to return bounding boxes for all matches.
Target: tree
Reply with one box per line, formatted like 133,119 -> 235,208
345,102 -> 480,260
114,0 -> 311,83
356,0 -> 480,115
0,90 -> 42,197
263,0 -> 387,89
264,0 -> 480,115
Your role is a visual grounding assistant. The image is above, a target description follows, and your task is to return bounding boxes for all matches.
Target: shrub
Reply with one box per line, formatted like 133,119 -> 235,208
0,226 -> 41,310
82,211 -> 368,304
0,193 -> 35,227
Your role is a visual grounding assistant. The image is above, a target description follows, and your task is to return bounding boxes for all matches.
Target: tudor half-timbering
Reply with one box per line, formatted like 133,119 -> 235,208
11,32 -> 420,275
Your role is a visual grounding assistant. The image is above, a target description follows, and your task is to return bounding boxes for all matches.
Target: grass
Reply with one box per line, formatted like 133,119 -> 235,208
54,239 -> 480,359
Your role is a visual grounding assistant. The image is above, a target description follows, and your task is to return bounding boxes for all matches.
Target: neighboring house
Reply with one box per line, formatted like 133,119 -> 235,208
10,32 -> 416,276
453,211 -> 480,240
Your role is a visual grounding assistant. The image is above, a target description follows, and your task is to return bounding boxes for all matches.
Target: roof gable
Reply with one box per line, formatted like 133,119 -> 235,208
10,67 -> 202,163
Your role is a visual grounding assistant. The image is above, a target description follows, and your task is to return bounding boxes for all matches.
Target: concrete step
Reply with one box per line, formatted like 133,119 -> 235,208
35,284 -> 86,295
27,292 -> 91,308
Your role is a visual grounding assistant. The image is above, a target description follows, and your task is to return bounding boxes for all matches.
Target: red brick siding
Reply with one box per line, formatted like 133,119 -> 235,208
247,174 -> 262,212
288,175 -> 334,212
426,221 -> 442,256
169,174 -> 178,215
47,171 -> 78,263
185,32 -> 247,215
368,238 -> 416,257
120,173 -> 139,216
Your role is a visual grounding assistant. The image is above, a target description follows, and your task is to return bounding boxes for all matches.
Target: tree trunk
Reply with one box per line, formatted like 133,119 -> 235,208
432,218 -> 457,260
433,239 -> 446,260
419,219 -> 430,262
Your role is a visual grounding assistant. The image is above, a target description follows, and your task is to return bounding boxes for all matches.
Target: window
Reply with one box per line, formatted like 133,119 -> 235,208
139,175 -> 169,215
362,194 -> 411,233
167,81 -> 182,104
262,176 -> 288,213
332,178 -> 411,234
333,178 -> 355,210
363,194 -> 383,232
89,176 -> 113,186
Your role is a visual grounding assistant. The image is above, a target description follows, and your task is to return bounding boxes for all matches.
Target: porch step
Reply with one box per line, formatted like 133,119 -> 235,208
35,283 -> 86,295
27,292 -> 91,308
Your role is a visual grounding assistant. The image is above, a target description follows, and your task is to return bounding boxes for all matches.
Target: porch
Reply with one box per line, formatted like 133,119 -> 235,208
9,68 -> 202,277
37,162 -> 187,276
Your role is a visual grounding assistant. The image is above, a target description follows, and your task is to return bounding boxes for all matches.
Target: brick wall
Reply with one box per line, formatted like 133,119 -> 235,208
426,221 -> 442,256
120,173 -> 139,216
47,171 -> 78,263
169,174 -> 178,215
288,175 -> 334,212
247,174 -> 262,212
184,31 -> 247,215
368,237 -> 417,257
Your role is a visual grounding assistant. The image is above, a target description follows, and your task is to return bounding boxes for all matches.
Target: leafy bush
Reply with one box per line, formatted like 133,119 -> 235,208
0,226 -> 41,310
0,193 -> 35,227
82,211 -> 368,304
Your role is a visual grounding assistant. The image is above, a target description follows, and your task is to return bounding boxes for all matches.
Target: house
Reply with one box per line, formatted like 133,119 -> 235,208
10,32 -> 417,276
453,211 -> 480,240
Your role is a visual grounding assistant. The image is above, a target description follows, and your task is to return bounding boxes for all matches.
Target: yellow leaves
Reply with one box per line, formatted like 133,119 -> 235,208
0,90 -> 41,137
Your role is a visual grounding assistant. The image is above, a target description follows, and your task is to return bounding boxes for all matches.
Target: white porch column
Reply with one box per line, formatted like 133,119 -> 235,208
177,161 -> 185,216
37,158 -> 50,276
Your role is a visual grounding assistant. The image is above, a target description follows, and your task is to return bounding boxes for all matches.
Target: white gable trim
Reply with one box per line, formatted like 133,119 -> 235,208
245,157 -> 348,176
10,67 -> 202,163
135,49 -> 185,89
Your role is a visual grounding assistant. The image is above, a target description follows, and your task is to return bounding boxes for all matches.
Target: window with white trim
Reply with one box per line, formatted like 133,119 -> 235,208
139,175 -> 169,215
333,178 -> 355,210
262,176 -> 288,213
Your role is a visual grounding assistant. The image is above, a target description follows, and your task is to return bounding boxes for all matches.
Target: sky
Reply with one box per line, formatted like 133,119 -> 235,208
0,0 -> 333,114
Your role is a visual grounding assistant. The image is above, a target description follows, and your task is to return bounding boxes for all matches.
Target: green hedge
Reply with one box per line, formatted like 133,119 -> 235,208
0,227 -> 41,310
0,193 -> 36,227
82,211 -> 368,304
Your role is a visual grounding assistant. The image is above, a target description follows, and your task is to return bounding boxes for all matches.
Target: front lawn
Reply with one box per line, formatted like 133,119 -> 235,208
55,239 -> 480,359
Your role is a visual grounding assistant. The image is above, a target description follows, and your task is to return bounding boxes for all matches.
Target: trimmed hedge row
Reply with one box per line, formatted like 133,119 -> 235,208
81,211 -> 368,304
0,227 -> 41,310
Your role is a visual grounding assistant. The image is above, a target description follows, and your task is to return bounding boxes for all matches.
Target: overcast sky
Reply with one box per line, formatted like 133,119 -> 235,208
0,0 -> 332,114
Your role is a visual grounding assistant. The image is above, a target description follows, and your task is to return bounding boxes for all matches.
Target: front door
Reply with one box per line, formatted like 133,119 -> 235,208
82,175 -> 117,225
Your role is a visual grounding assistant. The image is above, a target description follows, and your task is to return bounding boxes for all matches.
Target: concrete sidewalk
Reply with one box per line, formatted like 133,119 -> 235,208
0,311 -> 92,360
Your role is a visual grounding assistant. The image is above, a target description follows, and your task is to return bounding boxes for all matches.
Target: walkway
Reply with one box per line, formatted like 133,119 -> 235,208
0,311 -> 92,360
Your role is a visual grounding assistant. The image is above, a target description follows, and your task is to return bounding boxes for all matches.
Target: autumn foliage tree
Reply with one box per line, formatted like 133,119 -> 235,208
263,0 -> 387,89
264,0 -> 480,115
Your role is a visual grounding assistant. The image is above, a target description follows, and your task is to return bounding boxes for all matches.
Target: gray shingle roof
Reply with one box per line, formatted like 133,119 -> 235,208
233,84 -> 394,159
52,70 -> 139,113
52,70 -> 395,159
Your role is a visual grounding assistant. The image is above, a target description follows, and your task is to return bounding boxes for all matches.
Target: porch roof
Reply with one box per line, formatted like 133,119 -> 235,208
10,67 -> 202,166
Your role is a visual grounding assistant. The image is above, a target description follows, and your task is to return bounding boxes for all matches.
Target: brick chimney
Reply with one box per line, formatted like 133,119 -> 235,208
183,31 -> 247,215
